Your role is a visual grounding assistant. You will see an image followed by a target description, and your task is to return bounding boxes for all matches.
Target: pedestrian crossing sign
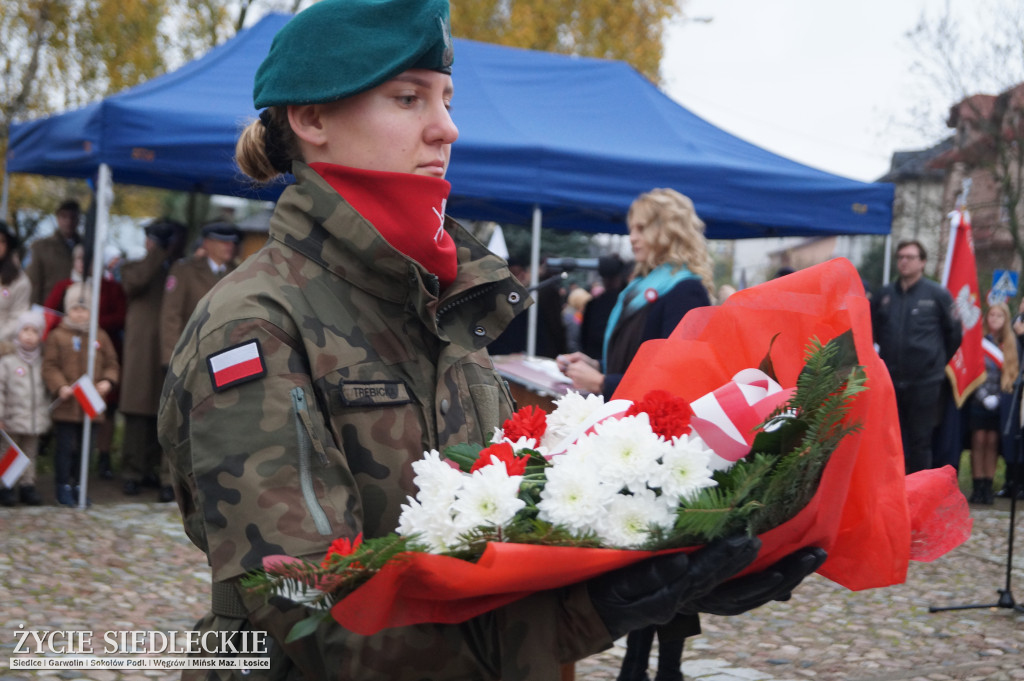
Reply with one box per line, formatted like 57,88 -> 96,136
988,269 -> 1018,306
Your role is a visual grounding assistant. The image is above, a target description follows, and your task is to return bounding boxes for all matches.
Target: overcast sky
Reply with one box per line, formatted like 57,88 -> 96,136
660,0 -> 999,183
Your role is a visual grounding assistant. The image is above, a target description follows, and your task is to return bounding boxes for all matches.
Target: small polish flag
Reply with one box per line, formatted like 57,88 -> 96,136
72,374 -> 107,419
207,340 -> 266,392
31,303 -> 63,339
0,432 -> 30,488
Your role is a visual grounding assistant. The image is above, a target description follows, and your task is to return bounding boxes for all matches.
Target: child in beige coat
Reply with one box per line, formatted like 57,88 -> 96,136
0,309 -> 51,505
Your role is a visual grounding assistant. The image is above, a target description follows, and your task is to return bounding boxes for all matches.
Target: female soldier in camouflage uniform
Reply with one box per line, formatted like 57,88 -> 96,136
158,1 -> 824,679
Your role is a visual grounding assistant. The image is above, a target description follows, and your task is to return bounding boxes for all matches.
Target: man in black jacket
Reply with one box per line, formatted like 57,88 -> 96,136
873,239 -> 962,473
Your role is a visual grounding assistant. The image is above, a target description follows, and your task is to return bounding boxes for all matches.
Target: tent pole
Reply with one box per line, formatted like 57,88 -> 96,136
77,163 -> 111,509
1,170 -> 9,220
527,205 -> 541,357
882,233 -> 892,286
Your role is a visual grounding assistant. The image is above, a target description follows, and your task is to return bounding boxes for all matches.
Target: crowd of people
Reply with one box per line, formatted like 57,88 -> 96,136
872,238 -> 1024,502
0,199 -> 242,507
537,234 -> 1023,511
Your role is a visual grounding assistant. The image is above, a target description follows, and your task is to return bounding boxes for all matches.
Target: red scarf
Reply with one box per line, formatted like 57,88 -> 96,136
311,163 -> 458,289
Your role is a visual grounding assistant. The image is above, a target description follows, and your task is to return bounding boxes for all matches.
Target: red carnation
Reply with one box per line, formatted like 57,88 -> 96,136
626,389 -> 693,439
471,441 -> 529,476
322,533 -> 364,568
501,405 -> 548,443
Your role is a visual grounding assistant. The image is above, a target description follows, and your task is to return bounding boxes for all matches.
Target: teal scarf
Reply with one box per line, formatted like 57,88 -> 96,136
602,263 -> 699,367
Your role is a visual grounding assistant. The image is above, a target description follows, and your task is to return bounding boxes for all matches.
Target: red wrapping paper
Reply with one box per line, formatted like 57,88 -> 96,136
328,258 -> 972,636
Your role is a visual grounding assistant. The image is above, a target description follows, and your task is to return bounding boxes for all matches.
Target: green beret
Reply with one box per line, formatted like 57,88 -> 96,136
253,0 -> 454,108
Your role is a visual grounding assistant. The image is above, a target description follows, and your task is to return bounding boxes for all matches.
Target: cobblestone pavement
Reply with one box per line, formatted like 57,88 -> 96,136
1,500 -> 1022,681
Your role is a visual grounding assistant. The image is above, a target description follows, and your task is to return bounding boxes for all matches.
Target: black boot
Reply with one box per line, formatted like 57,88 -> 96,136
981,478 -> 995,505
98,452 -> 113,480
997,463 -> 1017,497
969,478 -> 983,503
618,627 -> 655,681
654,633 -> 685,681
19,486 -> 43,506
0,487 -> 16,507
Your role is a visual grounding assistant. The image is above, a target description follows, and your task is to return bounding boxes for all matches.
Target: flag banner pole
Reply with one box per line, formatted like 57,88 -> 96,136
526,204 -> 542,358
943,203 -> 985,408
77,163 -> 113,509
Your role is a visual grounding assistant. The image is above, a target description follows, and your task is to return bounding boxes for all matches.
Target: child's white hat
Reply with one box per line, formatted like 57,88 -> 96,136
63,282 -> 91,311
17,308 -> 46,334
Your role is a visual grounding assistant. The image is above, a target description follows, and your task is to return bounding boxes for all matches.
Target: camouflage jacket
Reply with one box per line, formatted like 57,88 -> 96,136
158,164 -> 611,680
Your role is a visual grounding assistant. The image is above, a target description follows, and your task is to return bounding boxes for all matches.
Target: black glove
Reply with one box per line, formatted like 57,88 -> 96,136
587,535 -> 760,640
679,546 -> 827,616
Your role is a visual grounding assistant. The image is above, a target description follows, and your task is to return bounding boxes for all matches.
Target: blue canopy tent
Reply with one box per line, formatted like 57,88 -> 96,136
6,12 -> 893,240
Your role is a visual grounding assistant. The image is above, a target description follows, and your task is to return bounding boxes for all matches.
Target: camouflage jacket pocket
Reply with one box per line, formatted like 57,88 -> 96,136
290,386 -> 333,537
460,357 -> 515,439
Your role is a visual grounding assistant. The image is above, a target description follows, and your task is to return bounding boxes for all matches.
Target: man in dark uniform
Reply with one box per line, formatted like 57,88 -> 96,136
159,221 -> 239,368
121,219 -> 186,499
873,239 -> 962,473
26,199 -> 81,306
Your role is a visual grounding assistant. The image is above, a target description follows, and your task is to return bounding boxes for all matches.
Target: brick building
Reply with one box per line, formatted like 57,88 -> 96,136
930,85 -> 1024,298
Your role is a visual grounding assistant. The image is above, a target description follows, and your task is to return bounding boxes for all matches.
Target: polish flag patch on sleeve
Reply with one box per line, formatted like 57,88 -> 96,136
207,340 -> 267,392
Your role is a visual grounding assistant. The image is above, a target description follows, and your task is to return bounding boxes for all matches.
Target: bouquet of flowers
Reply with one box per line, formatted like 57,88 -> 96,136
243,258 -> 971,639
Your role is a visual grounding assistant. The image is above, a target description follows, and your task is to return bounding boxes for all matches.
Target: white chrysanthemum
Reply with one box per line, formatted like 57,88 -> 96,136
502,435 -> 546,458
541,391 -> 607,449
397,498 -> 464,553
584,413 -> 667,493
596,489 -> 675,548
537,456 -> 613,532
451,460 -> 525,529
652,433 -> 718,503
412,449 -> 465,505
557,432 -> 601,465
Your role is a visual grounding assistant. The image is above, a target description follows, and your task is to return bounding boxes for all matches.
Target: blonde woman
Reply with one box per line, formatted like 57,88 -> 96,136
558,188 -> 715,681
559,188 -> 715,397
969,302 -> 1019,504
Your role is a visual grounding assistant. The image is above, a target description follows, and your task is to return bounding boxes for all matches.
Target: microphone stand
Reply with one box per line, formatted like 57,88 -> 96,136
528,271 -> 567,292
929,377 -> 1024,614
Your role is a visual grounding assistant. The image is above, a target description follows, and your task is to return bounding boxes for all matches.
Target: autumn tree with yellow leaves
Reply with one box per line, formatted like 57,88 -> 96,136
451,0 -> 683,84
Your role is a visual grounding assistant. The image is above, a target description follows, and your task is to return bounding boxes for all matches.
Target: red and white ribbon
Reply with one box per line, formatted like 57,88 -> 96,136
689,368 -> 795,469
981,337 -> 1003,369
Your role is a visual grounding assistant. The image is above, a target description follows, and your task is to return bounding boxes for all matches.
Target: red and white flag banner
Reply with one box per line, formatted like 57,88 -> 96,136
690,368 -> 796,468
0,431 -> 30,488
72,374 -> 107,419
942,209 -> 985,407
